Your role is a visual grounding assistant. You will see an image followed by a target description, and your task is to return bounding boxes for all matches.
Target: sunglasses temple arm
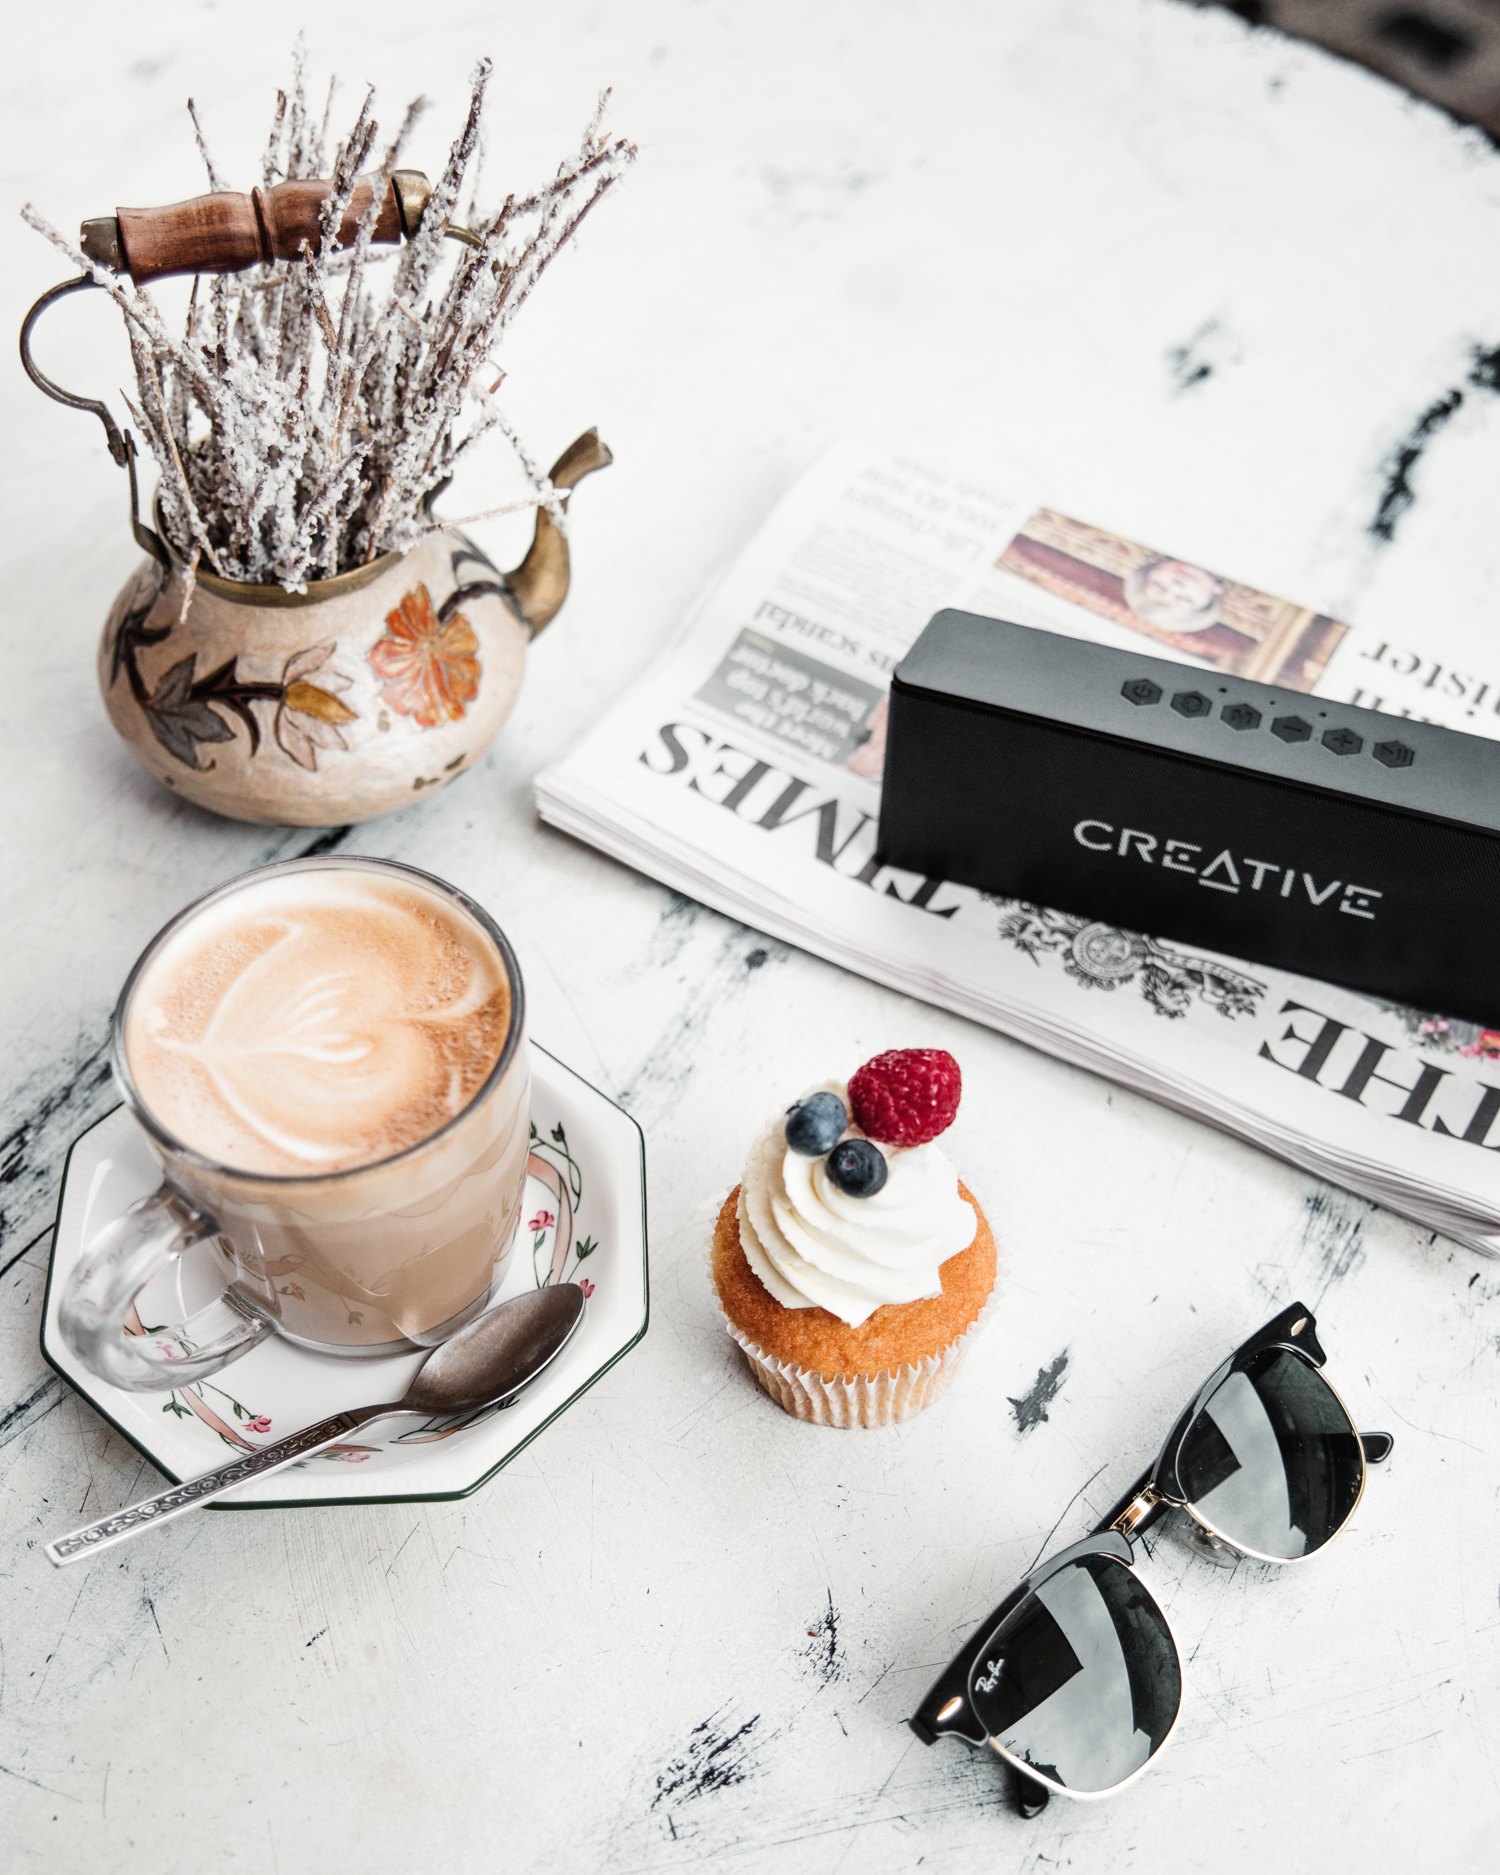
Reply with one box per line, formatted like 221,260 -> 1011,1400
1090,1463 -> 1172,1541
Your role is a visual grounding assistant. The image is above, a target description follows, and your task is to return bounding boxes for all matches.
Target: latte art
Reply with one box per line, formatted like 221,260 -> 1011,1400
125,871 -> 511,1174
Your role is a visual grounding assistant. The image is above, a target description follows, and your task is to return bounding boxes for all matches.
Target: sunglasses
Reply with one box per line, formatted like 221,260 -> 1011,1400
908,1303 -> 1392,1814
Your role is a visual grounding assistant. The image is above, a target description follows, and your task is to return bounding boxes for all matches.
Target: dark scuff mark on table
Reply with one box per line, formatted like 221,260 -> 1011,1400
1370,343 -> 1500,543
0,1374 -> 64,1452
618,900 -> 790,1117
0,1034 -> 115,1258
285,824 -> 350,860
1299,1184 -> 1368,1307
638,890 -> 713,973
801,1589 -> 842,1686
644,1730 -> 1017,1856
1165,319 -> 1239,394
0,1221 -> 53,1284
143,1594 -> 169,1663
1008,1351 -> 1069,1434
650,1708 -> 763,1811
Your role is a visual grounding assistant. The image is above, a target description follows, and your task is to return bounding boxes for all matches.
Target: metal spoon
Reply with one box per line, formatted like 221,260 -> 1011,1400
45,1283 -> 587,1568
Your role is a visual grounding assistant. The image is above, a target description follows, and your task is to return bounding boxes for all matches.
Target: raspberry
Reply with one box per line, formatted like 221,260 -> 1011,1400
848,1048 -> 961,1148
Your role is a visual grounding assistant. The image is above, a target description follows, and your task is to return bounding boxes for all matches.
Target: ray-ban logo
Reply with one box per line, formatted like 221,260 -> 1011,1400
1072,820 -> 1383,921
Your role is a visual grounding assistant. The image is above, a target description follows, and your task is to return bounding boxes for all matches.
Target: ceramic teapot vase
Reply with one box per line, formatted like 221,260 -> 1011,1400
21,174 -> 613,828
96,429 -> 609,826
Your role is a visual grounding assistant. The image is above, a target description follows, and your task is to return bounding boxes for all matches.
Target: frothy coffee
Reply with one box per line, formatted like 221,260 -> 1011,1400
125,869 -> 512,1175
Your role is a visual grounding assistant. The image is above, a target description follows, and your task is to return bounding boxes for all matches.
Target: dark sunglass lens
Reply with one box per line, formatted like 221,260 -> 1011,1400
966,1557 -> 1180,1795
1178,1349 -> 1363,1559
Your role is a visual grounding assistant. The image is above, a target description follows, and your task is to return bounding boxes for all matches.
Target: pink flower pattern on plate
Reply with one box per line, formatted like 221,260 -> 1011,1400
156,1141 -> 601,1475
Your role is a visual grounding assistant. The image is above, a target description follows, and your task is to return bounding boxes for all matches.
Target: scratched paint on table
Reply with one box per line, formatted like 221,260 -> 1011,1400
651,1708 -> 766,1815
1008,1350 -> 1070,1433
1297,1184 -> 1371,1308
1369,343 -> 1500,543
799,1590 -> 844,1688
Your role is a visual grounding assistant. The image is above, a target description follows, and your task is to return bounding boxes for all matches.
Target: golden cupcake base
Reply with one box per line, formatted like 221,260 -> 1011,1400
708,1183 -> 997,1429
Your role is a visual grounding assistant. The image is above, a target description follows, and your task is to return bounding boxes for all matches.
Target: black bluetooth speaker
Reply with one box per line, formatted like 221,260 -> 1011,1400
877,610 -> 1500,1023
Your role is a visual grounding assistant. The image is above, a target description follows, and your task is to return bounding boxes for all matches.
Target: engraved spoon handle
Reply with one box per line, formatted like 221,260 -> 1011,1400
44,1403 -> 406,1566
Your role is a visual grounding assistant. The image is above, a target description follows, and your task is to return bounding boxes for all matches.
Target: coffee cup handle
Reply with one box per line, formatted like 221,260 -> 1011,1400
58,1184 -> 275,1393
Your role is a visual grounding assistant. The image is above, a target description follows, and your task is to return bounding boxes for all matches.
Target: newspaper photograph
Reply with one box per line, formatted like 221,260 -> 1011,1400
537,439 -> 1500,1252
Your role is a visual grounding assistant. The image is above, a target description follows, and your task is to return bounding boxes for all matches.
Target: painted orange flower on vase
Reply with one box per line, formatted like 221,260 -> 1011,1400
368,583 -> 481,729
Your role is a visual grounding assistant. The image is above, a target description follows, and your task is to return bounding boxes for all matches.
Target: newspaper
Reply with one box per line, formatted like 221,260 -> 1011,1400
537,440 -> 1500,1253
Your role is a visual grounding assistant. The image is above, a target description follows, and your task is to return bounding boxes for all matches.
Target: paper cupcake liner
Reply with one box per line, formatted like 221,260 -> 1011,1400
705,1244 -> 998,1430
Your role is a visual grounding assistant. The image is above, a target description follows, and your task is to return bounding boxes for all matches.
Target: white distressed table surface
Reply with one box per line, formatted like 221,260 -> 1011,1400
3,3 -> 1498,1869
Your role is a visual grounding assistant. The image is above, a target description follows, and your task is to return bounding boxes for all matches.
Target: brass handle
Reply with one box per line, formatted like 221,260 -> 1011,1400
18,275 -> 167,566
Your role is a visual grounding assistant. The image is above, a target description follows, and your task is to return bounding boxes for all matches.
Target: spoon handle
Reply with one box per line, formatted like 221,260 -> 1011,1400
44,1403 -> 403,1566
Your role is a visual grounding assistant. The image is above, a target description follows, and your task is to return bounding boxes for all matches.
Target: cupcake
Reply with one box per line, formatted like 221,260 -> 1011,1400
710,1048 -> 996,1428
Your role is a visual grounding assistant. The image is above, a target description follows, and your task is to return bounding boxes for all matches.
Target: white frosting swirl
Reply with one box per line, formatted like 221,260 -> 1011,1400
738,1083 -> 977,1328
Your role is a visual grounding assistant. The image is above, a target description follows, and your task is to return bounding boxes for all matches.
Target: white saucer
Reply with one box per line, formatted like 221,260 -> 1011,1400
40,1041 -> 648,1509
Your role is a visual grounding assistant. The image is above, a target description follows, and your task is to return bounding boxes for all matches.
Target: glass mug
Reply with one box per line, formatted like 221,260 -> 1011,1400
59,856 -> 530,1392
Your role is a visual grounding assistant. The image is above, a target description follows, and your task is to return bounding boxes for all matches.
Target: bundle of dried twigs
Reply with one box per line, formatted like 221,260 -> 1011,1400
23,53 -> 634,590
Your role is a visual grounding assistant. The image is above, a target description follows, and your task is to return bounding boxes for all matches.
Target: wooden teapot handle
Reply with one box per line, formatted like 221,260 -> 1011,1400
112,170 -> 430,285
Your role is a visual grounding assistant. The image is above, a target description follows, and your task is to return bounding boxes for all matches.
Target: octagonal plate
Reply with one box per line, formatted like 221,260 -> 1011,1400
40,1041 -> 648,1508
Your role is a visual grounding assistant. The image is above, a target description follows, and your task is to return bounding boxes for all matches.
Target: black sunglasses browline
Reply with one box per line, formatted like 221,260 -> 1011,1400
909,1303 -> 1393,1816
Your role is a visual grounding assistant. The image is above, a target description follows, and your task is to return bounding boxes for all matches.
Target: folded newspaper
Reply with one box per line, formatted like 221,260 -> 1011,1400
538,440 -> 1500,1253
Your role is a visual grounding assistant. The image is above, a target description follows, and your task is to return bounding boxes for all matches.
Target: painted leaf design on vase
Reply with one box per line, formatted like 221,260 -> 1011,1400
368,583 -> 481,729
141,654 -> 238,769
139,639 -> 356,772
108,561 -> 171,700
275,642 -> 358,772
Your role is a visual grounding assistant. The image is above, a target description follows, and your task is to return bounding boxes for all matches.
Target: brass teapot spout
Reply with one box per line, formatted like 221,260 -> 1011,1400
506,429 -> 614,637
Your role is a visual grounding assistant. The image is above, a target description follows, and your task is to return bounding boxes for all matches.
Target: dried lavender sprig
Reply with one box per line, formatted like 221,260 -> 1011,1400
187,97 -> 228,192
260,88 -> 289,187
470,385 -> 566,530
23,62 -> 634,587
326,98 -> 425,447
386,135 -> 632,492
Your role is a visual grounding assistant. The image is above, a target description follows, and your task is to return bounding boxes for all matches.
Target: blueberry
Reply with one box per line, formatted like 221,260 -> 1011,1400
826,1138 -> 888,1197
785,1091 -> 847,1156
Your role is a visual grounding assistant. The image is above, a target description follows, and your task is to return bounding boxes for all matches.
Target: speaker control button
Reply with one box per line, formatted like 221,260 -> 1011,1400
1373,739 -> 1415,769
1272,715 -> 1312,743
1122,678 -> 1162,705
1171,690 -> 1212,718
1221,702 -> 1261,730
1322,727 -> 1363,756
